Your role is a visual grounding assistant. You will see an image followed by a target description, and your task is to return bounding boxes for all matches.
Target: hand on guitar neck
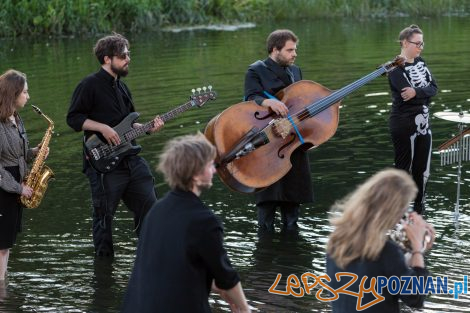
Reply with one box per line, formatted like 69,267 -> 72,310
84,86 -> 217,173
133,115 -> 164,136
84,116 -> 165,146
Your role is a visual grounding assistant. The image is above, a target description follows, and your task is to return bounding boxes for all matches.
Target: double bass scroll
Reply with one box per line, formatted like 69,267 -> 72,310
205,56 -> 404,193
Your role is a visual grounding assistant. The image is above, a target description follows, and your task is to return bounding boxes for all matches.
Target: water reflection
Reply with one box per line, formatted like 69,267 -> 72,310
0,16 -> 470,312
247,230 -> 316,312
90,257 -> 117,313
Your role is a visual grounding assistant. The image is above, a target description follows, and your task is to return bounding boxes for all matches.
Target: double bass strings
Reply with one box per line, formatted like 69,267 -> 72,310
288,64 -> 391,129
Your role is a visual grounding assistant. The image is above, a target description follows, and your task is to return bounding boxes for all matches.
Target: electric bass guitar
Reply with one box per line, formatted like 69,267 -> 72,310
85,86 -> 217,173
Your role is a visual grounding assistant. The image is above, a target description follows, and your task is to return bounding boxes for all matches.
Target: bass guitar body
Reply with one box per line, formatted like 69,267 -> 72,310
85,86 -> 217,173
85,112 -> 142,173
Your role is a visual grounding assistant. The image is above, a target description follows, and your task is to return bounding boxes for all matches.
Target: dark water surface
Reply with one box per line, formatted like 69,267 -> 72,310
1,17 -> 470,312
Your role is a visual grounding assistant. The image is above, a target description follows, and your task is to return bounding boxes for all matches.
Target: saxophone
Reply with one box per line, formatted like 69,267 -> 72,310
387,211 -> 431,252
20,105 -> 55,209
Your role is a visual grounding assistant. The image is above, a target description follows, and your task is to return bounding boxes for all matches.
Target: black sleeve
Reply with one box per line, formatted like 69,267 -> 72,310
388,68 -> 410,94
244,67 -> 268,105
383,242 -> 429,308
197,215 -> 240,290
415,68 -> 438,99
66,80 -> 92,132
388,61 -> 438,100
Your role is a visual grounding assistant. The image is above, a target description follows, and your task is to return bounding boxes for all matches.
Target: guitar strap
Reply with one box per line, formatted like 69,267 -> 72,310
115,79 -> 135,114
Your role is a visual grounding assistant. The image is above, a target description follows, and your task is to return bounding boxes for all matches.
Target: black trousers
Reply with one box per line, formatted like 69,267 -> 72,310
391,126 -> 432,214
85,155 -> 157,256
257,201 -> 300,231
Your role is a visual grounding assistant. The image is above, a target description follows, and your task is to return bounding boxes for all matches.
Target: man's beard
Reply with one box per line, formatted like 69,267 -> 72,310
274,55 -> 294,67
111,63 -> 129,77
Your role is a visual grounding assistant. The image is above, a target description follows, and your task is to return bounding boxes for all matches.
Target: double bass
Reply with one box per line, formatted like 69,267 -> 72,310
205,56 -> 404,193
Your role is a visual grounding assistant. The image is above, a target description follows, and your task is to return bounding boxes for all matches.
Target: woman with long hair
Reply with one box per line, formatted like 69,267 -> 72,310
0,69 -> 37,283
326,168 -> 435,312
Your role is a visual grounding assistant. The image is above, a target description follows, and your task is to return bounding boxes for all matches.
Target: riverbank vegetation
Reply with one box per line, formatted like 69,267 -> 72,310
1,0 -> 468,37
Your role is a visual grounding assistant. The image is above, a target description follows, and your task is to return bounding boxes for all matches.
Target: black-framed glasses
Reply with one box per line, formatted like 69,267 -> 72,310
407,40 -> 424,48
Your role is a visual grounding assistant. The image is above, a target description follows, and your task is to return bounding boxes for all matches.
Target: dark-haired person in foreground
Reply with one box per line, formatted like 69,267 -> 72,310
122,133 -> 251,313
66,33 -> 164,257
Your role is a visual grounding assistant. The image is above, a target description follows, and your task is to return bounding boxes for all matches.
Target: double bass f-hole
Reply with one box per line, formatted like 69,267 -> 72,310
278,133 -> 296,158
254,109 -> 275,120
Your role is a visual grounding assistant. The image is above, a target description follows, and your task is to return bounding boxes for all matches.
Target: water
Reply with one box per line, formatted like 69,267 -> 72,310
1,17 -> 470,312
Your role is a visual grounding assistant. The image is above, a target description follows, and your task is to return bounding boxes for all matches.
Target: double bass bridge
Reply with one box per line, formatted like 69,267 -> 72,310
270,118 -> 292,139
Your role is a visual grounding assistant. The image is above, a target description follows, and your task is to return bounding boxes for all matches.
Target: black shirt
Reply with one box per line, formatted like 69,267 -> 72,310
67,68 -> 136,171
244,57 -> 302,105
121,189 -> 240,313
67,68 -> 135,139
388,56 -> 438,120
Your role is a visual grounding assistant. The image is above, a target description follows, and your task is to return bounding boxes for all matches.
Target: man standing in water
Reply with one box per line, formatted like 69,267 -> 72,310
122,133 -> 251,312
67,33 -> 164,257
244,29 -> 314,231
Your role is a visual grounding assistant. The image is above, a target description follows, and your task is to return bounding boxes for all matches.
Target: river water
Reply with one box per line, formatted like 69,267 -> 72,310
1,17 -> 469,312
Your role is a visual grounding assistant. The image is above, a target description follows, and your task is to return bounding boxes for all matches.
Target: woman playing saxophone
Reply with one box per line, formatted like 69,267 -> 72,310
0,69 -> 47,283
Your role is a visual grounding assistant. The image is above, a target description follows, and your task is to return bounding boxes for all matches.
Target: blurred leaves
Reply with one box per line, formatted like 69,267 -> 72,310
0,0 -> 469,37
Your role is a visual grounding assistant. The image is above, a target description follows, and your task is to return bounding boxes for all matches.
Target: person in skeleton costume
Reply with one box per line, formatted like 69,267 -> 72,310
388,24 -> 438,214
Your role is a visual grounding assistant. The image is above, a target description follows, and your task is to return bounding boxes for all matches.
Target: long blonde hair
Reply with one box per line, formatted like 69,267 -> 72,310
327,168 -> 417,269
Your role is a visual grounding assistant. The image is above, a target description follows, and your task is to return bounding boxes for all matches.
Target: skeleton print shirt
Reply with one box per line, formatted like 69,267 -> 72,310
388,56 -> 438,119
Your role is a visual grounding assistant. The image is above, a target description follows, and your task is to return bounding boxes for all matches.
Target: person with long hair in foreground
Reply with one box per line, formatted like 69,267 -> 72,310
122,133 -> 250,313
326,168 -> 435,312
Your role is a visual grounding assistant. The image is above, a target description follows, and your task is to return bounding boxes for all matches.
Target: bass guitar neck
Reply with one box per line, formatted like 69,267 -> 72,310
85,86 -> 217,173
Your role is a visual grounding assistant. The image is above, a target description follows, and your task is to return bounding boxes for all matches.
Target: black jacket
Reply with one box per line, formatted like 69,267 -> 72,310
121,189 -> 240,313
244,58 -> 314,204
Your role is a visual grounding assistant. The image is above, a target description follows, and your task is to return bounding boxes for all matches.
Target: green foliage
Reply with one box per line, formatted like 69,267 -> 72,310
0,0 -> 468,37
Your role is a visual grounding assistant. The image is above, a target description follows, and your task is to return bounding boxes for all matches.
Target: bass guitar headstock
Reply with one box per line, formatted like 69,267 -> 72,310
190,85 -> 217,107
380,55 -> 406,74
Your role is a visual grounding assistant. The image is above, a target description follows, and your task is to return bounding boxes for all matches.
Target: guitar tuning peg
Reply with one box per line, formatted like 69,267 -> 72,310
202,86 -> 207,92
197,87 -> 202,93
191,88 -> 196,94
208,85 -> 212,91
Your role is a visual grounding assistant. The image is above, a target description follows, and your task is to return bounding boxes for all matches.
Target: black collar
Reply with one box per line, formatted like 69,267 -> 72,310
97,67 -> 118,85
264,57 -> 292,86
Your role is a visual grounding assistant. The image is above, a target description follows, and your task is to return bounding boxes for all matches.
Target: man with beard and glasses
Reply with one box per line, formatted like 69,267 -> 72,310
122,133 -> 251,313
67,33 -> 164,257
244,29 -> 313,232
